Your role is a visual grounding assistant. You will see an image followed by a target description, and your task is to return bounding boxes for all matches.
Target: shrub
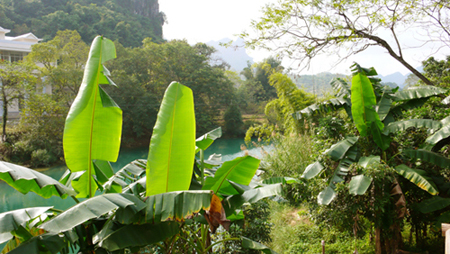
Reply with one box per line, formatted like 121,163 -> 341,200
31,149 -> 57,168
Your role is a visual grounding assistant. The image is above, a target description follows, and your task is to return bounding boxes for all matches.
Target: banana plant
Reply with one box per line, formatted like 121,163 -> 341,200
0,36 -> 283,254
299,63 -> 443,205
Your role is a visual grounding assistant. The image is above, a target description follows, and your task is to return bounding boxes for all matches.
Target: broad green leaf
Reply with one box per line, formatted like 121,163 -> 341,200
40,194 -> 146,233
293,97 -> 348,120
262,177 -> 299,184
370,121 -> 391,151
301,161 -> 324,179
202,156 -> 260,195
330,78 -> 351,98
324,136 -> 358,160
358,155 -> 380,168
0,207 -> 52,244
104,159 -> 146,193
223,184 -> 283,216
351,70 -> 383,136
318,186 -> 336,205
349,175 -> 372,195
63,36 -> 122,198
146,82 -> 196,196
394,164 -> 438,195
384,119 -> 442,135
95,222 -> 179,252
5,233 -> 67,254
0,161 -> 76,198
376,87 -> 392,121
196,127 -> 222,151
403,149 -> 450,169
425,124 -> 450,149
417,196 -> 450,213
241,236 -> 278,254
145,191 -> 212,223
442,95 -> 450,104
393,86 -> 447,101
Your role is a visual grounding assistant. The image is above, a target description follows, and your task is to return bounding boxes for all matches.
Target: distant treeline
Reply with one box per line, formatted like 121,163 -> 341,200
0,0 -> 164,47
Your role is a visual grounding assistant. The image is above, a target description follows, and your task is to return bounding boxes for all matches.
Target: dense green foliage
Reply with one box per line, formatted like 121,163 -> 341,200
0,37 -> 285,254
0,0 -> 164,46
106,39 -> 235,141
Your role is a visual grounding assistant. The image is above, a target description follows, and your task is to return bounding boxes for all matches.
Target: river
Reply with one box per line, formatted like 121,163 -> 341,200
0,138 -> 270,214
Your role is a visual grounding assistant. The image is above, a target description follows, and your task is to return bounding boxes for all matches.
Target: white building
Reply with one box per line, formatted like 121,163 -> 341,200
0,26 -> 45,119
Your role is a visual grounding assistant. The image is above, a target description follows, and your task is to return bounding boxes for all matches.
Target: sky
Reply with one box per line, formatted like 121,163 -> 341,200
159,0 -> 450,76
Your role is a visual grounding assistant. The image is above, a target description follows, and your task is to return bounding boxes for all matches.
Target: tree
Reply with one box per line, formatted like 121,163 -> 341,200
26,30 -> 89,108
0,61 -> 36,141
242,0 -> 450,86
297,63 -> 450,253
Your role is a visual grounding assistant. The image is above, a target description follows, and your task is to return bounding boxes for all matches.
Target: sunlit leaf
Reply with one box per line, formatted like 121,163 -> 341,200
394,164 -> 438,195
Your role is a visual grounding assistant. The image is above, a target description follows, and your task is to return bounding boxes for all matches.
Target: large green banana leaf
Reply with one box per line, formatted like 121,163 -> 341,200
0,161 -> 76,198
348,156 -> 380,195
242,236 -> 278,254
145,190 -> 212,223
104,159 -> 146,193
384,119 -> 442,135
261,177 -> 299,184
302,161 -> 324,179
146,82 -> 196,196
393,86 -> 447,101
417,196 -> 450,213
330,78 -> 351,98
424,123 -> 450,150
94,221 -> 180,252
5,233 -> 68,254
0,207 -> 52,244
196,127 -> 222,151
63,36 -> 122,198
403,149 -> 450,169
375,86 -> 393,121
324,136 -> 358,160
351,68 -> 383,136
394,164 -> 438,195
223,183 -> 283,216
202,156 -> 260,195
293,97 -> 348,120
318,158 -> 353,205
40,194 -> 146,233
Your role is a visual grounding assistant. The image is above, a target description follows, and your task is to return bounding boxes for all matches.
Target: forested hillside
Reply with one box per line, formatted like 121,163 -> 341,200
0,0 -> 164,47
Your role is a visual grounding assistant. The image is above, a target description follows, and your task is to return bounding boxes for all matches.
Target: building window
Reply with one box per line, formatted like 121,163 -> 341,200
0,51 -> 25,62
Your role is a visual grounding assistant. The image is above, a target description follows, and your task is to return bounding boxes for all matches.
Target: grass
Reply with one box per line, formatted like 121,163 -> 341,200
267,201 -> 375,254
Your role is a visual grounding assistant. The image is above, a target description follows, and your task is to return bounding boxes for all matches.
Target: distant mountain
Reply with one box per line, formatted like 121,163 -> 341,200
379,72 -> 406,87
206,38 -> 253,71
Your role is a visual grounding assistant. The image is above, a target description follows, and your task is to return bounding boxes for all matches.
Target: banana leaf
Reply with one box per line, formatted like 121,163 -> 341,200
94,221 -> 179,252
351,68 -> 383,136
0,207 -> 52,244
318,158 -> 353,205
349,175 -> 372,195
261,177 -> 299,184
63,36 -> 122,198
416,196 -> 450,213
293,97 -> 348,120
403,149 -> 450,169
40,194 -> 146,233
196,127 -> 222,151
330,78 -> 351,98
0,161 -> 76,198
223,183 -> 283,216
302,161 -> 324,179
324,136 -> 358,161
202,156 -> 260,195
375,86 -> 393,121
145,190 -> 212,223
242,236 -> 278,254
5,233 -> 68,254
393,86 -> 447,101
384,119 -> 442,135
104,159 -> 146,193
146,82 -> 196,196
394,164 -> 438,195
424,124 -> 450,150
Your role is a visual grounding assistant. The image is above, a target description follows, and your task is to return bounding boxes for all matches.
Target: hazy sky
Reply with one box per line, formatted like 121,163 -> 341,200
159,0 -> 450,76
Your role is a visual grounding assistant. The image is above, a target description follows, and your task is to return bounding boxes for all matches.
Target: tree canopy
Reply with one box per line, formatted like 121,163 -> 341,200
0,0 -> 164,47
242,0 -> 450,86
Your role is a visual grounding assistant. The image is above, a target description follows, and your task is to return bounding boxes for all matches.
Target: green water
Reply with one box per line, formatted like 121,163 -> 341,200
0,138 -> 269,214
